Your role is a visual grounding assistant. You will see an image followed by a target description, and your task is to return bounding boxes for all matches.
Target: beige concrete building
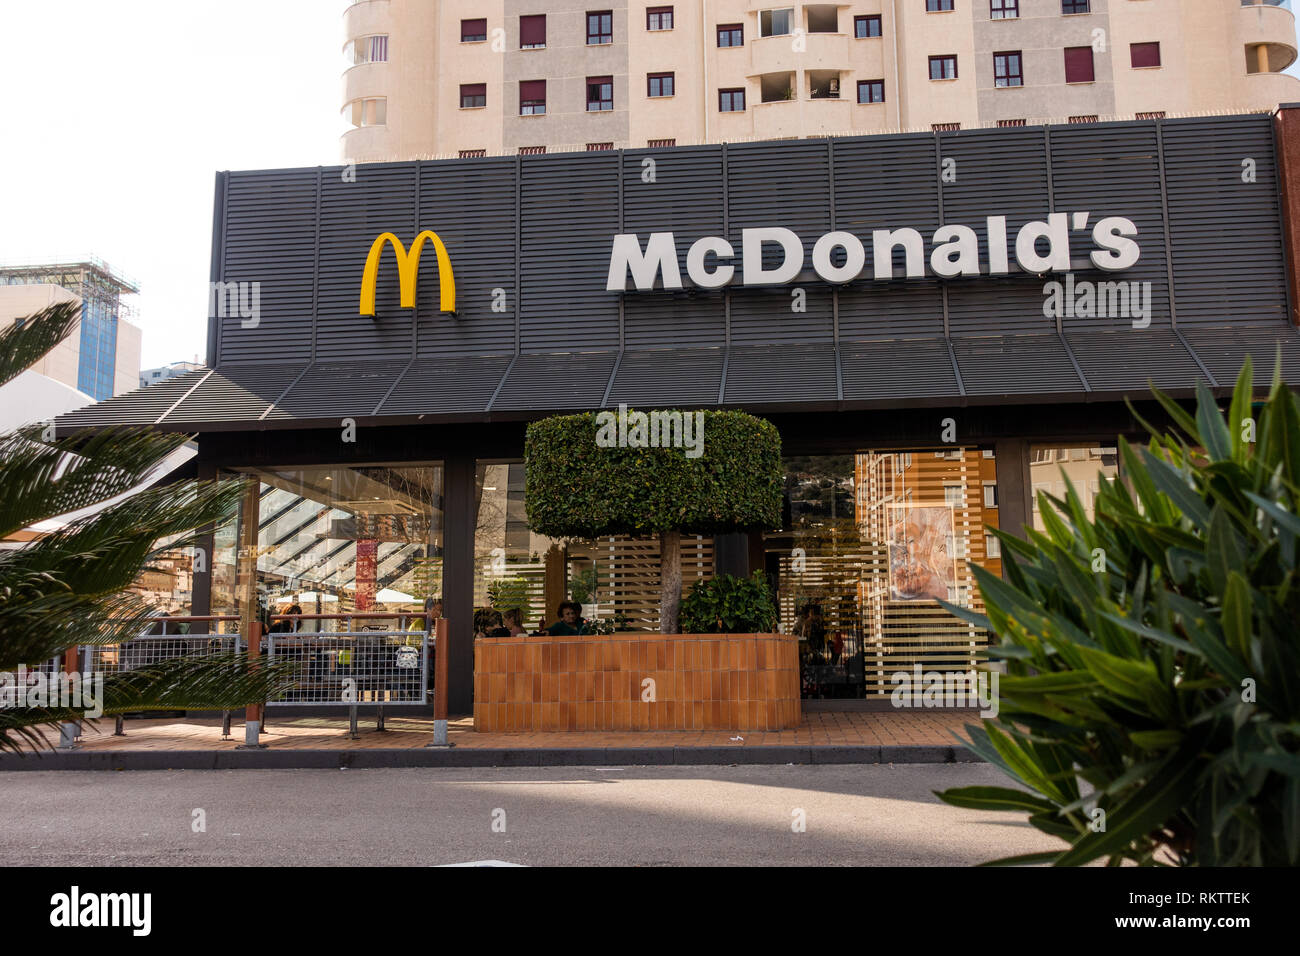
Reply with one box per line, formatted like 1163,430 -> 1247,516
0,261 -> 142,401
340,0 -> 1300,161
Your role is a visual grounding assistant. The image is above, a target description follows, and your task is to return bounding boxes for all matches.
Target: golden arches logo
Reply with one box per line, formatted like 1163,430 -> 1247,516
358,230 -> 456,316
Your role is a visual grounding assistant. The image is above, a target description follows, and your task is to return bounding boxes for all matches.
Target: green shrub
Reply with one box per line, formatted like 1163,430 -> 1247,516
681,573 -> 776,634
570,566 -> 599,605
486,575 -> 529,612
937,359 -> 1300,866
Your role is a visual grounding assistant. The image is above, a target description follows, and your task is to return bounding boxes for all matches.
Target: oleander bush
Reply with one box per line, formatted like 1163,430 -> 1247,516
937,357 -> 1300,866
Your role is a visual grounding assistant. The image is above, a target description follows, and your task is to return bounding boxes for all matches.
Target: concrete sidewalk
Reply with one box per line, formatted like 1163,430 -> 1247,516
1,710 -> 985,770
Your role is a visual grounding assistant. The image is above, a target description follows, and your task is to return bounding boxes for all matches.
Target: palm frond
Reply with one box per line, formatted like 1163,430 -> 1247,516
0,302 -> 81,387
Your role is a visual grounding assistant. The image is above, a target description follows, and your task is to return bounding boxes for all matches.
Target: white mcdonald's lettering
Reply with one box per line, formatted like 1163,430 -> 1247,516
604,214 -> 1140,291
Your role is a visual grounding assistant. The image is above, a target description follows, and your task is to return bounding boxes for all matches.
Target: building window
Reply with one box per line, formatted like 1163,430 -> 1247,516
983,483 -> 998,508
927,0 -> 955,10
1131,42 -> 1161,68
345,97 -> 386,128
857,79 -> 885,103
760,8 -> 794,37
1061,0 -> 1089,13
997,118 -> 1026,126
718,23 -> 744,46
1069,114 -> 1099,124
586,142 -> 614,151
1064,45 -> 1095,83
993,50 -> 1023,87
984,533 -> 1002,559
587,75 -> 614,111
929,55 -> 958,79
459,149 -> 487,158
1136,110 -> 1166,120
346,35 -> 389,65
854,15 -> 882,38
520,80 -> 546,114
519,145 -> 546,155
933,122 -> 960,131
587,11 -> 613,45
719,88 -> 745,111
991,0 -> 1018,18
647,6 -> 673,30
648,72 -> 675,97
520,14 -> 546,48
461,18 -> 487,42
648,138 -> 676,147
459,83 -> 486,108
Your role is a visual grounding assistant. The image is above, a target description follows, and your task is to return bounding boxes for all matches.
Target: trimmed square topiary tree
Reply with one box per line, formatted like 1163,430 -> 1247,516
524,408 -> 783,633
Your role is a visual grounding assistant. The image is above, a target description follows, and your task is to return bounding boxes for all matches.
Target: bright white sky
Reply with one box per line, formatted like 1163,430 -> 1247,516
0,1 -> 344,368
2,3 -> 1299,370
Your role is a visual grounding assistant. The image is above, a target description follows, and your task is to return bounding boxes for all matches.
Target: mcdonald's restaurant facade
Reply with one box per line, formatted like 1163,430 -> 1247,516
58,108 -> 1300,714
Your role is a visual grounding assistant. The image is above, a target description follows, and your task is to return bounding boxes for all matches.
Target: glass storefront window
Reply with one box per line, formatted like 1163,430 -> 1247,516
221,464 -> 445,631
765,449 -> 1000,699
1029,444 -> 1118,531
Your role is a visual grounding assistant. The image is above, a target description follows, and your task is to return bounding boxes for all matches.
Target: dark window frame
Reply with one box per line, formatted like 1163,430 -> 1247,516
927,0 -> 955,11
458,149 -> 487,158
717,23 -> 744,46
854,15 -> 882,38
1061,0 -> 1090,14
587,75 -> 614,111
857,79 -> 885,103
929,54 -> 958,80
646,6 -> 673,30
459,83 -> 487,108
990,0 -> 1018,18
993,50 -> 1023,87
586,10 -> 613,45
719,87 -> 745,111
1064,45 -> 1095,83
1130,41 -> 1161,68
647,138 -> 676,147
461,18 -> 487,42
586,142 -> 614,151
520,14 -> 546,48
519,79 -> 546,114
647,72 -> 675,97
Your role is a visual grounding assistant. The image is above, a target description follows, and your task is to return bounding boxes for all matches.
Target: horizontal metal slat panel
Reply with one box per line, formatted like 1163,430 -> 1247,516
1181,325 -> 1300,386
1064,329 -> 1204,392
315,164 -> 418,363
490,351 -> 618,411
1162,115 -> 1288,327
379,354 -> 514,416
519,154 -> 620,352
417,159 -> 518,357
220,169 -> 319,363
839,338 -> 959,402
953,334 -> 1082,396
164,364 -> 309,424
54,370 -> 209,428
728,141 -> 833,345
606,347 -> 725,406
267,362 -> 400,420
723,344 -> 837,405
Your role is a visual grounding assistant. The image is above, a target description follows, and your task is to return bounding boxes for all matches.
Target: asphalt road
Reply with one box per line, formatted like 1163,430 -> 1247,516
0,763 -> 1060,866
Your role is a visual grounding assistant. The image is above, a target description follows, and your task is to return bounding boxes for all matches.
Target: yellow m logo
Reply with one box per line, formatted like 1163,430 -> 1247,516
358,230 -> 456,317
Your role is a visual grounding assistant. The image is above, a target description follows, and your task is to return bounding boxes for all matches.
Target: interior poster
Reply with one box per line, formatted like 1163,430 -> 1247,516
887,504 -> 956,602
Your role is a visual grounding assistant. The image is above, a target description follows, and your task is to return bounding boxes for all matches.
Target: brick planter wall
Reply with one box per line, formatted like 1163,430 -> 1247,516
473,633 -> 801,732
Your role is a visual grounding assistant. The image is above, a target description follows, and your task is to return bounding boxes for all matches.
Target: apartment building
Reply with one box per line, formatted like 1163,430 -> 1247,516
341,0 -> 1300,160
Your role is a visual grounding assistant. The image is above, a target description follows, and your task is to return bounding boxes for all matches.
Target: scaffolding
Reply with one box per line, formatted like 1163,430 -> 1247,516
0,257 -> 139,322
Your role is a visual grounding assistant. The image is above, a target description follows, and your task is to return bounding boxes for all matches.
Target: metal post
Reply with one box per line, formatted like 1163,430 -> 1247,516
236,621 -> 267,749
221,710 -> 232,740
113,715 -> 126,737
376,705 -> 385,732
349,703 -> 359,740
428,618 -> 452,747
56,645 -> 80,750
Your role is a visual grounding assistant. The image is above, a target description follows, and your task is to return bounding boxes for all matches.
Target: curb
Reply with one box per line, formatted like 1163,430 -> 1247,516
0,745 -> 982,771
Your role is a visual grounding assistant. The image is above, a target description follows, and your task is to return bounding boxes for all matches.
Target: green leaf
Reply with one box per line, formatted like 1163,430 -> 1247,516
935,786 -> 1060,815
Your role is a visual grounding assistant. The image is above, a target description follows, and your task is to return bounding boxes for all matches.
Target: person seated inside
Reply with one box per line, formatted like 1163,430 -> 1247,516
268,604 -> 302,634
486,609 -> 510,637
545,600 -> 584,636
503,607 -> 527,637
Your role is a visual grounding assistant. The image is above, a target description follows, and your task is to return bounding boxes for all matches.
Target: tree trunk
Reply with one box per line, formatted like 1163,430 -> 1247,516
659,530 -> 681,634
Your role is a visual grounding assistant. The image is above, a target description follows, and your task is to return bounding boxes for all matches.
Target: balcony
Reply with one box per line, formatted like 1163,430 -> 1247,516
1238,0 -> 1298,71
343,0 -> 390,38
1240,68 -> 1300,109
